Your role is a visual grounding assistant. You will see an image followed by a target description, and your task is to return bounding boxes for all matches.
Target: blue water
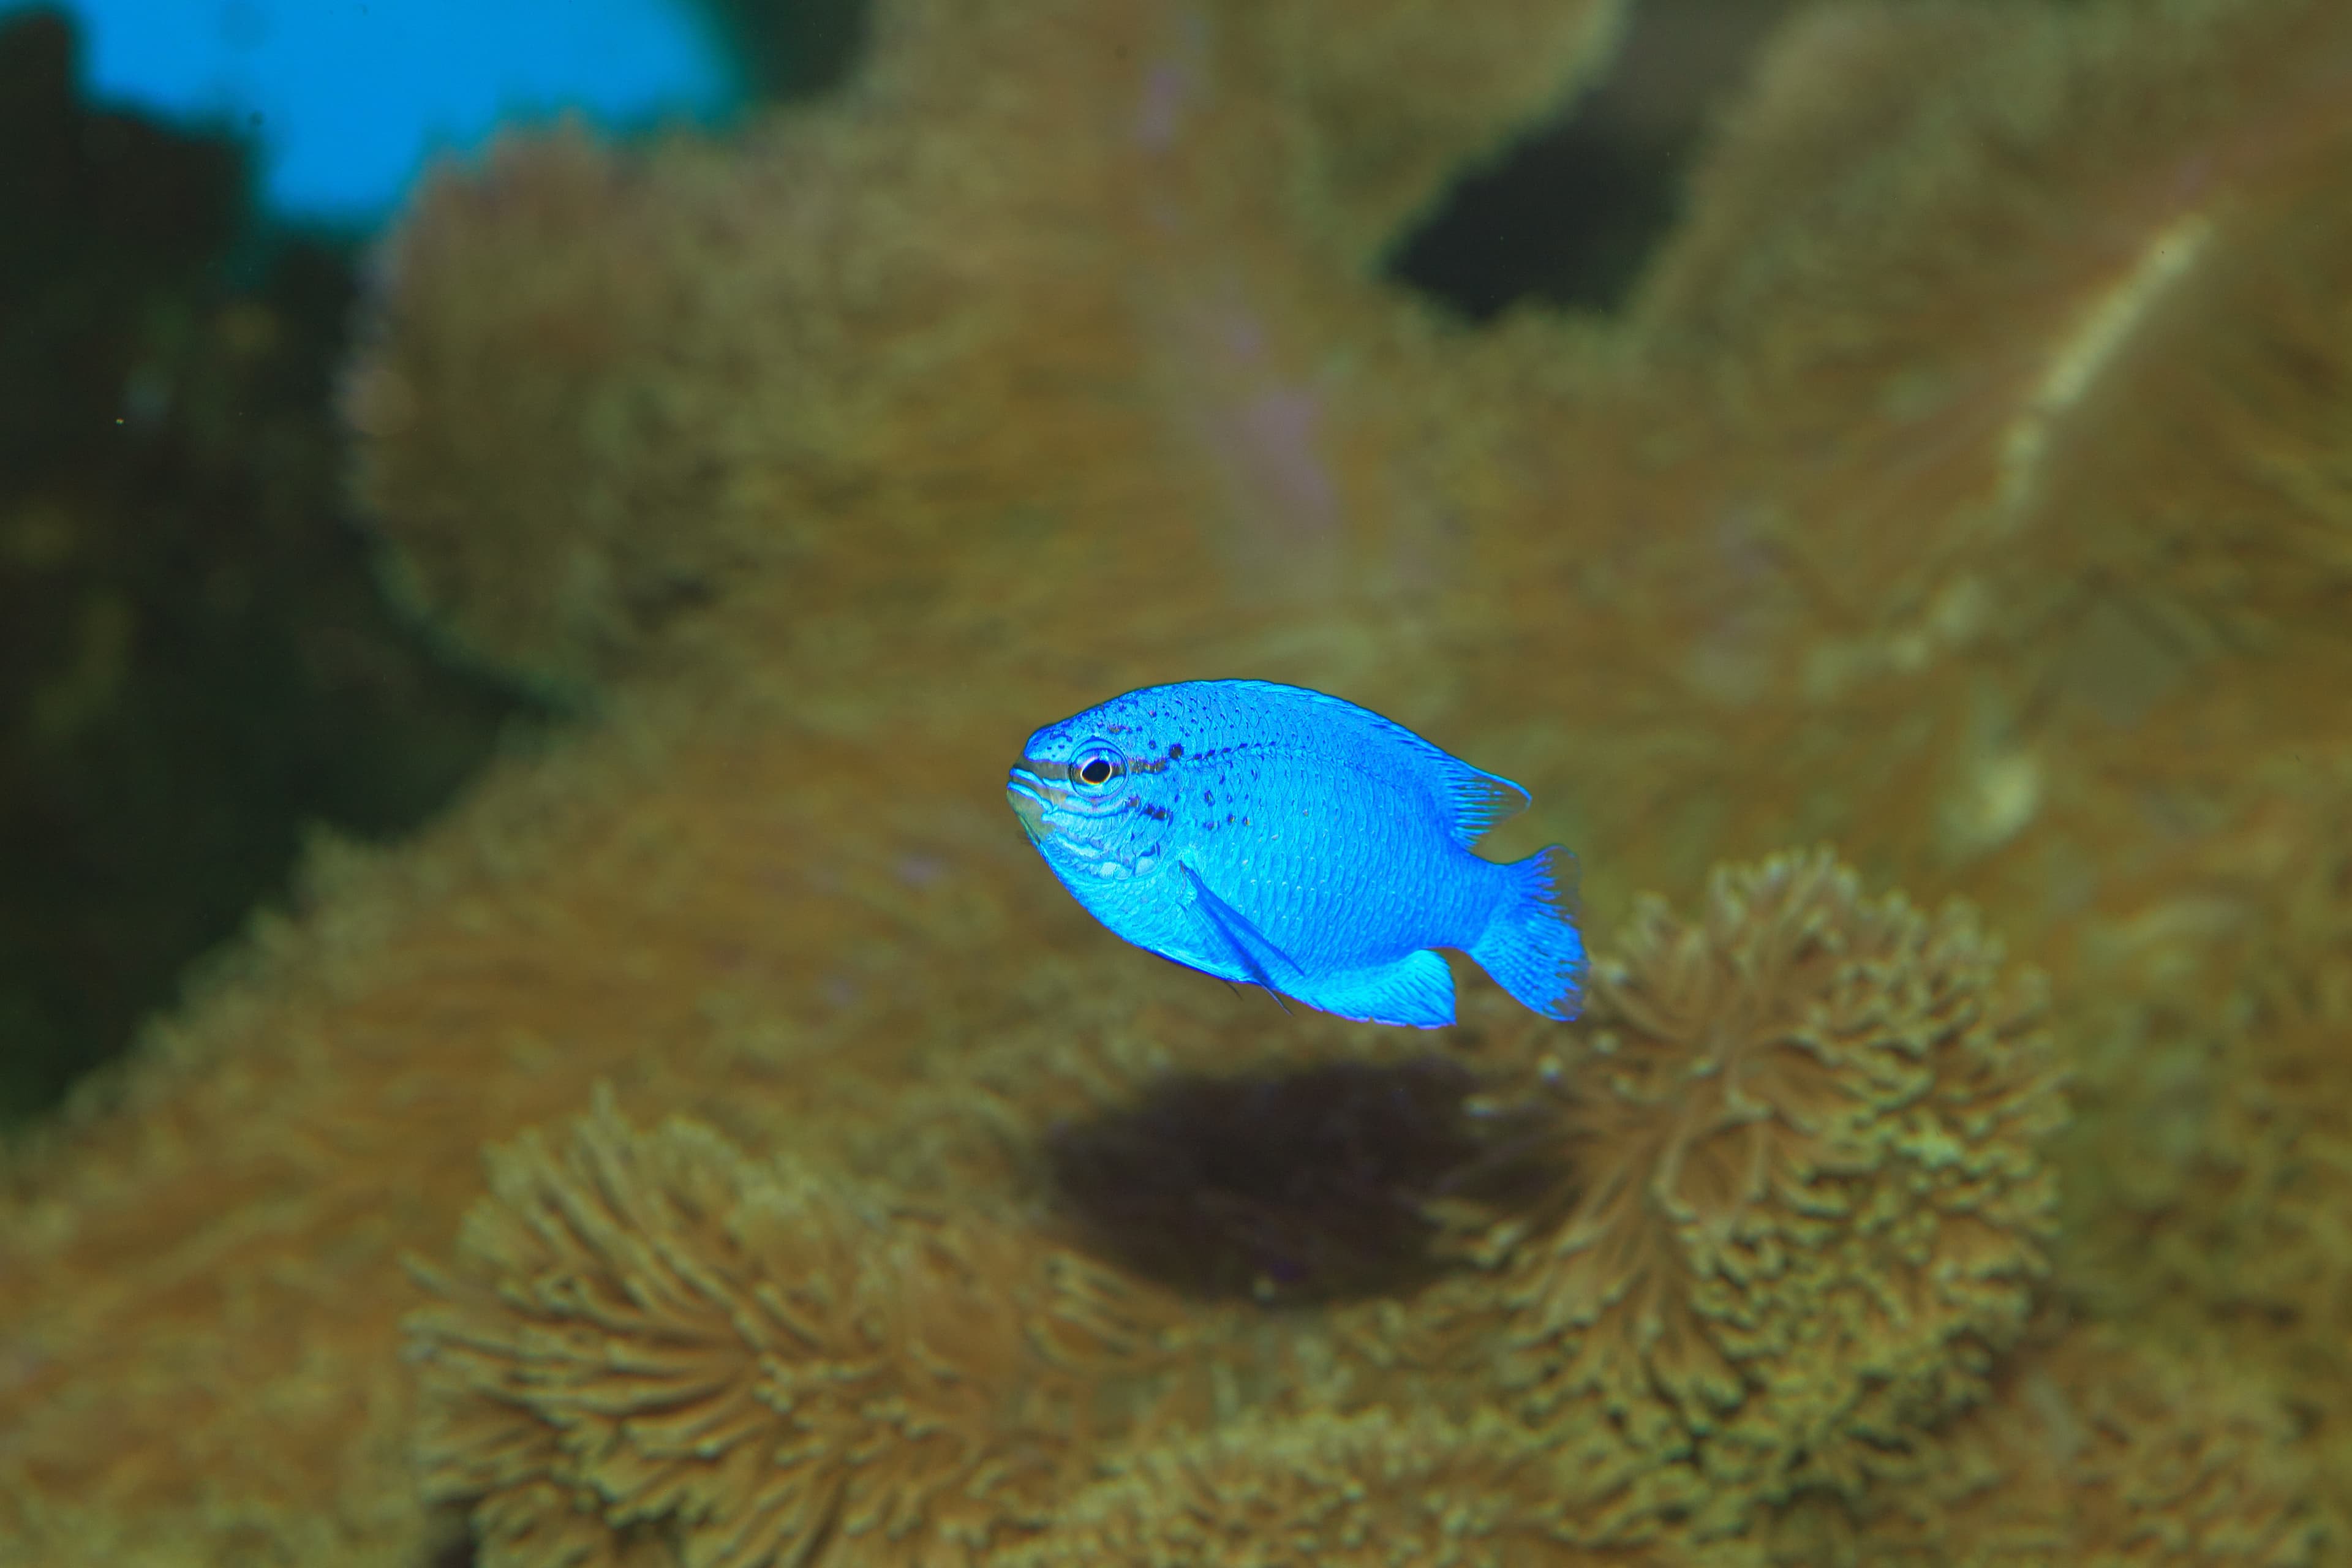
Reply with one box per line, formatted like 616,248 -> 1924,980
12,0 -> 744,225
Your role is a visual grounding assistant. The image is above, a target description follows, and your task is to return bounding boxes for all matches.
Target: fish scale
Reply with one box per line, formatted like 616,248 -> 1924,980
1006,679 -> 1585,1029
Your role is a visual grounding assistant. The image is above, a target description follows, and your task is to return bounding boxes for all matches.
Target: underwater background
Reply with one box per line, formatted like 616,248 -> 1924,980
1,0 -> 2347,1562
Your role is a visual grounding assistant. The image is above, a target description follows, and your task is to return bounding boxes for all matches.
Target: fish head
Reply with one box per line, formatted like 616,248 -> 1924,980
1007,708 -> 1180,885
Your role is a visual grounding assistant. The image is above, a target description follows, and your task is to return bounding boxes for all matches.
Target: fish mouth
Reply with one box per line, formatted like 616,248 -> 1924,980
1006,767 -> 1054,837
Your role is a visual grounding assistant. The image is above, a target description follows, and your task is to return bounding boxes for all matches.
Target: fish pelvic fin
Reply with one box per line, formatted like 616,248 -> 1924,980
1469,846 -> 1586,1022
1178,862 -> 1306,995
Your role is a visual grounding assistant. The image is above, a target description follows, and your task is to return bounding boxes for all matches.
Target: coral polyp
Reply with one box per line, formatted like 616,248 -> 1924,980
1460,852 -> 2064,1524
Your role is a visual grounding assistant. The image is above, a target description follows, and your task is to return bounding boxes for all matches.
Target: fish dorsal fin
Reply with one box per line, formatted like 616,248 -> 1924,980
1224,681 -> 1528,848
1325,694 -> 1531,845
1436,763 -> 1531,847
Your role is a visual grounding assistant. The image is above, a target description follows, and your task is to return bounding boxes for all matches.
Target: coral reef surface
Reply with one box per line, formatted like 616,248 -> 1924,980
4,0 -> 2350,1563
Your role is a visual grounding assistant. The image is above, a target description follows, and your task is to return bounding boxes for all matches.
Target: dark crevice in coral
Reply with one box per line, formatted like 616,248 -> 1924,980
1388,0 -> 1799,320
1043,1057 -> 1566,1306
684,0 -> 872,100
0,10 -> 540,1130
1388,117 -> 1686,320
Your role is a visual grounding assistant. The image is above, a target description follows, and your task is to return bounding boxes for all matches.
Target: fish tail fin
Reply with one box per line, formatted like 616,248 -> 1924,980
1470,846 -> 1586,1022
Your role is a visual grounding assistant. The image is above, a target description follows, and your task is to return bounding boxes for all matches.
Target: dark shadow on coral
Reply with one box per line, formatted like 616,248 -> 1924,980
421,1517 -> 475,1568
1044,1056 -> 1567,1305
1390,0 -> 1798,319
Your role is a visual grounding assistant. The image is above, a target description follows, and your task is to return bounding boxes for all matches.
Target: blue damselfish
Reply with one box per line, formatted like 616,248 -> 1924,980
1006,679 -> 1583,1028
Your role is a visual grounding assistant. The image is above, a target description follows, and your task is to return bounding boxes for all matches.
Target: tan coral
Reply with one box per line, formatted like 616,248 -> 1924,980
5,0 -> 1626,1551
1227,0 -> 1627,267
1472,0 -> 2352,916
409,1088 -> 1163,1568
2007,129 -> 2352,668
1768,1325 -> 2328,1567
2055,747 -> 2352,1513
994,1406 -> 1743,1568
345,0 -> 1626,694
9,0 -> 2352,1561
344,125 -> 762,698
1454,851 -> 2064,1528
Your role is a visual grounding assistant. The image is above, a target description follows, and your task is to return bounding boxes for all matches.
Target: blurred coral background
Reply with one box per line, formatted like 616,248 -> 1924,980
2,0 -> 2348,1564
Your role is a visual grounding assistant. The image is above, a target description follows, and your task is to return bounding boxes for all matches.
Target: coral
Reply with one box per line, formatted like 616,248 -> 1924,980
995,1406 -> 1741,1568
6,0 -> 2352,1562
1634,0 -> 2352,696
345,0 -> 1626,695
1218,0 -> 1628,270
1437,852 -> 2064,1529
409,1090 -> 1150,1568
1466,0 -> 2352,924
1768,1325 -> 2328,1567
344,124 -> 780,699
2051,747 -> 2352,1520
405,854 -> 2070,1567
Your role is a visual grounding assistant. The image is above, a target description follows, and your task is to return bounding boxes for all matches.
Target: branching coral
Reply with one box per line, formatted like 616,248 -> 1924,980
409,1088 -> 1159,1568
1452,851 -> 2064,1526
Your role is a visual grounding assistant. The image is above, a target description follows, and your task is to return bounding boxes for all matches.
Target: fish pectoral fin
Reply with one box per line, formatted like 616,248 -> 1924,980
1178,863 -> 1305,993
1304,951 -> 1458,1030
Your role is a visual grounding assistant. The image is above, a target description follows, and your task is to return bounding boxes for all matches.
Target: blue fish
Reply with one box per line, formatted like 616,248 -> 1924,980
1006,680 -> 1584,1028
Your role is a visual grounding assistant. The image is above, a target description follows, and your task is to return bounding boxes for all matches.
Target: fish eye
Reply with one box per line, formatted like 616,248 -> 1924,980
1072,747 -> 1121,789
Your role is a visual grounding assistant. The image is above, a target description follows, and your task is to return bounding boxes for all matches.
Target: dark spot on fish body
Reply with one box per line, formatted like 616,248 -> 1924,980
1203,790 -> 1214,804
1144,804 -> 1172,821
1168,744 -> 1185,758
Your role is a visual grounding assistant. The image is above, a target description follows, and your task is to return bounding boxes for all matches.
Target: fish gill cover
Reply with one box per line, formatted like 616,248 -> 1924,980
2,0 -> 2350,1564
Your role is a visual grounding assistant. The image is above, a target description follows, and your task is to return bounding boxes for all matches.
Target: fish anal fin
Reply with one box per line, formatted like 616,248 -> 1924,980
1305,950 -> 1457,1030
